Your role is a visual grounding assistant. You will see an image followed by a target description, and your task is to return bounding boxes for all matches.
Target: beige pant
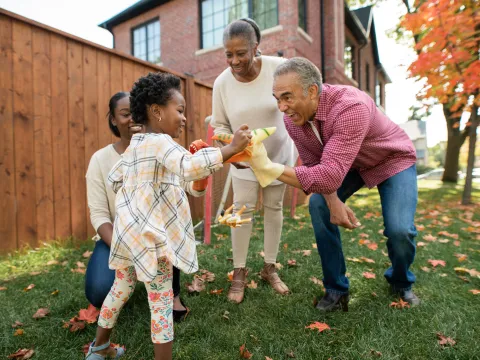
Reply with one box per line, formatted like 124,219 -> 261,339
231,177 -> 286,268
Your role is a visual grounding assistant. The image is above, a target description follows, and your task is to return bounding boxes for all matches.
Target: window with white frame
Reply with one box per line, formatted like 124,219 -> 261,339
132,19 -> 161,63
200,0 -> 278,49
298,0 -> 307,32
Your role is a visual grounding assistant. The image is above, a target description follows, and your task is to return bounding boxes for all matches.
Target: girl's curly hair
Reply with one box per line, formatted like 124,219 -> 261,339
130,72 -> 182,125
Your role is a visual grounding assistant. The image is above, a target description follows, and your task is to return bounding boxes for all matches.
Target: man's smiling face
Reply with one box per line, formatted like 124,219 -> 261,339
273,72 -> 318,127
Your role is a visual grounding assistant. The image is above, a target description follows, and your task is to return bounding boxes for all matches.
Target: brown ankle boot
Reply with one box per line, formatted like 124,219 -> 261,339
260,262 -> 290,295
227,268 -> 247,304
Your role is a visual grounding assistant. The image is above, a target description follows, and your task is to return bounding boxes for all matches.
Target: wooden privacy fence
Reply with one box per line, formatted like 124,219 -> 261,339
0,8 -> 306,254
0,8 -> 223,253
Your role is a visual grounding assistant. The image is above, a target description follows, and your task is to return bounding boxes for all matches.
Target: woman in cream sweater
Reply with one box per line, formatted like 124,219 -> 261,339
85,92 -> 196,321
211,18 -> 295,303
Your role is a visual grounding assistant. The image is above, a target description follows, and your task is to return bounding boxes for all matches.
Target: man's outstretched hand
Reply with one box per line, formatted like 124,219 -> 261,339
323,193 -> 361,230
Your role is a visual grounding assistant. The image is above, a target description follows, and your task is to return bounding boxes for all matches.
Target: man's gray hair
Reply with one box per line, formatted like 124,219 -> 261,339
274,57 -> 322,96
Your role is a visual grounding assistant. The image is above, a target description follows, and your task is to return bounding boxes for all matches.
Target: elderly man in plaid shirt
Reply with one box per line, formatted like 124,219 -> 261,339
250,57 -> 420,311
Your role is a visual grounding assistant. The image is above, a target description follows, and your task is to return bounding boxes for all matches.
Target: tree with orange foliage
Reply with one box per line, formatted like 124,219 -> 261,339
401,0 -> 479,202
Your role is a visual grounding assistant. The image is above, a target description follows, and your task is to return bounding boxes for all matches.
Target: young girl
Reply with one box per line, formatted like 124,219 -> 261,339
85,72 -> 251,360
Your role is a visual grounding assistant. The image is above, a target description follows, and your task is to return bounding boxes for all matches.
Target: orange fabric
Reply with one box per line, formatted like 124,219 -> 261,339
189,139 -> 210,190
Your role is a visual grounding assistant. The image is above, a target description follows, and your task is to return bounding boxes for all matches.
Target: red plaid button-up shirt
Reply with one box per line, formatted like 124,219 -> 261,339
285,84 -> 416,194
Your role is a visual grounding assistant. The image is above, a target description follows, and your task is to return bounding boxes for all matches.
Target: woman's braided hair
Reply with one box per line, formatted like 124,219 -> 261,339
130,72 -> 181,125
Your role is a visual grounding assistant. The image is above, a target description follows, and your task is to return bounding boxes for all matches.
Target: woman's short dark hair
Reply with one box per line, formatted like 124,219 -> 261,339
107,91 -> 129,137
223,18 -> 262,56
130,72 -> 181,125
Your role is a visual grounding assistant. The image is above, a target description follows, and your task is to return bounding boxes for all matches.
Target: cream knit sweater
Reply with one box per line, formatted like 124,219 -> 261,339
211,55 -> 296,185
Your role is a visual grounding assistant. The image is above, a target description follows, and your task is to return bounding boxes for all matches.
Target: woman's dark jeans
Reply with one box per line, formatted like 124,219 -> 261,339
85,239 -> 181,307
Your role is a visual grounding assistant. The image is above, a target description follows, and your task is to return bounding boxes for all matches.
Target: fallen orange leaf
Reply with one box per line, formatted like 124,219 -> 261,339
416,224 -> 425,231
360,257 -> 375,263
437,332 -> 456,347
455,254 -> 468,262
239,344 -> 252,359
29,271 -> 42,276
246,280 -> 258,289
46,260 -> 59,266
82,250 -> 93,258
453,267 -> 475,275
214,233 -> 228,240
76,261 -> 86,268
428,259 -> 446,268
438,231 -> 458,239
370,349 -> 382,357
454,241 -> 460,246
275,263 -> 283,270
421,266 -> 431,272
312,243 -> 317,249
227,270 -> 234,282
347,257 -> 362,263
12,321 -> 23,328
23,284 -> 35,292
13,329 -> 24,336
258,251 -> 265,258
417,242 -> 427,247
0,286 -> 7,291
310,277 -> 323,286
32,308 -> 50,319
71,268 -> 86,274
423,234 -> 437,242
305,321 -> 330,333
186,276 -> 205,293
51,289 -> 59,296
200,269 -> 215,282
362,272 -> 376,279
287,259 -> 297,266
367,242 -> 378,251
63,316 -> 86,332
469,289 -> 480,295
390,299 -> 410,309
78,304 -> 100,323
7,348 -> 34,359
303,250 -> 312,256
283,243 -> 288,251
438,239 -> 450,243
359,239 -> 370,245
265,357 -> 273,360
209,288 -> 223,295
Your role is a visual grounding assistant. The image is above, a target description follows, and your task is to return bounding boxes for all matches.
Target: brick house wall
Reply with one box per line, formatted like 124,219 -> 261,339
110,0 -> 324,85
107,0 -> 388,105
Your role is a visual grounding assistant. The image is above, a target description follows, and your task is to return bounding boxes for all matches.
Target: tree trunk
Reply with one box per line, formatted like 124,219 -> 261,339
462,106 -> 479,205
441,103 -> 468,183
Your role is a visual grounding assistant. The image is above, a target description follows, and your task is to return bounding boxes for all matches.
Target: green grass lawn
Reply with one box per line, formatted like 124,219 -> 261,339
1,181 -> 480,360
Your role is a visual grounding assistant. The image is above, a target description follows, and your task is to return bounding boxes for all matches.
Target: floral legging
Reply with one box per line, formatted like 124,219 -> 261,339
97,257 -> 174,344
